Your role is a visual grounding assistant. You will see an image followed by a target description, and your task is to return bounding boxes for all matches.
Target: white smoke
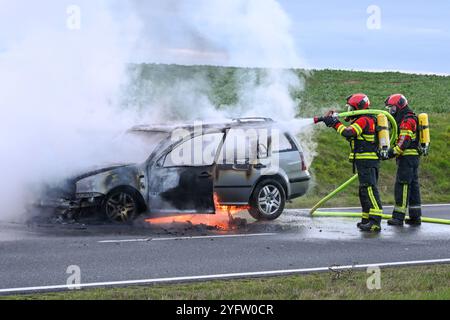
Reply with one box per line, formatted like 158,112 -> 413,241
0,0 -> 314,221
130,0 -> 302,67
128,0 -> 307,121
0,0 -> 143,220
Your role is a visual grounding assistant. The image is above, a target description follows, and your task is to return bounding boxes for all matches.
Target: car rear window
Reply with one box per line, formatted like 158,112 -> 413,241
273,133 -> 297,153
218,128 -> 269,164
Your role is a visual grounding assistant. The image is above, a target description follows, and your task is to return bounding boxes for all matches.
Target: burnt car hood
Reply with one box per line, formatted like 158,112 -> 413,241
39,163 -> 134,202
72,163 -> 134,182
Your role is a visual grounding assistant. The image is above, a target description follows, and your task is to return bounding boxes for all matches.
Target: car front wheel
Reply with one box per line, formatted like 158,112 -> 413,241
249,179 -> 286,221
102,188 -> 142,223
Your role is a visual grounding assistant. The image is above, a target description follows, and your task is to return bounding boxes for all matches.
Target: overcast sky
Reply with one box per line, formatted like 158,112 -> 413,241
1,0 -> 449,74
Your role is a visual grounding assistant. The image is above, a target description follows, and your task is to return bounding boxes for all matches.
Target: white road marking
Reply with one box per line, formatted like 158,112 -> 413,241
1,258 -> 450,294
98,233 -> 277,244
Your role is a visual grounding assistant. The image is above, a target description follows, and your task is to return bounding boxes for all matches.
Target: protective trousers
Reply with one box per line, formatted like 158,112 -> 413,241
356,160 -> 383,224
392,156 -> 422,221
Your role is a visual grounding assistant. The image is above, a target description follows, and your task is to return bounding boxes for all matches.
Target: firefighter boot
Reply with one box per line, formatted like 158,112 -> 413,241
359,210 -> 382,232
359,220 -> 381,232
357,213 -> 370,228
388,211 -> 405,227
405,217 -> 421,226
406,206 -> 422,226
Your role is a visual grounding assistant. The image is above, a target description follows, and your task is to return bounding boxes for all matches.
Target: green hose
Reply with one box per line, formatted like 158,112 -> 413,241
313,212 -> 450,225
310,175 -> 359,214
339,109 -> 398,145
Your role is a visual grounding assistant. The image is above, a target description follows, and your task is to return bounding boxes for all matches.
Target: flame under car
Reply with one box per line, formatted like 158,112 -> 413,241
42,118 -> 311,223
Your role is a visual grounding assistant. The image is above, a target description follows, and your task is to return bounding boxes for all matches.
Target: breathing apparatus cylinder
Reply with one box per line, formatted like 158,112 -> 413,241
418,113 -> 430,156
377,114 -> 390,159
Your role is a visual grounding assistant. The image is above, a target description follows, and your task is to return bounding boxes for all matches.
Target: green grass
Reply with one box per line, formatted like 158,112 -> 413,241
127,66 -> 450,207
5,264 -> 450,300
295,69 -> 450,115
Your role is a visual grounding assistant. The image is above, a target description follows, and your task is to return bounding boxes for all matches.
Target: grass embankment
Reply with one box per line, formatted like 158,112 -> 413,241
6,264 -> 450,300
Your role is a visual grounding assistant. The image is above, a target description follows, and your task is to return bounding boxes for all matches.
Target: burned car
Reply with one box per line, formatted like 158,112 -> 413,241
39,118 -> 311,223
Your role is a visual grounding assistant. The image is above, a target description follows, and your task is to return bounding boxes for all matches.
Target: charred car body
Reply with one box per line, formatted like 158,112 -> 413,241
39,118 -> 311,222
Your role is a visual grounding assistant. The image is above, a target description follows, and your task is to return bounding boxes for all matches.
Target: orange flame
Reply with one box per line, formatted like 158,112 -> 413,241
145,193 -> 250,230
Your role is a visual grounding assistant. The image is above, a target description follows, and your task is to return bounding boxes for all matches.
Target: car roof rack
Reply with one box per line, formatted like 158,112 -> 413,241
129,118 -> 275,133
232,117 -> 275,123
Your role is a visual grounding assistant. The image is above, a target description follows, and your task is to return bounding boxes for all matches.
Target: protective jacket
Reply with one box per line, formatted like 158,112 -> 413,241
333,115 -> 379,161
393,108 -> 420,157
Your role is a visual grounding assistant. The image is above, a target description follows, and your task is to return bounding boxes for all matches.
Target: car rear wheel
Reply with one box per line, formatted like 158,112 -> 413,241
249,179 -> 286,221
102,188 -> 142,223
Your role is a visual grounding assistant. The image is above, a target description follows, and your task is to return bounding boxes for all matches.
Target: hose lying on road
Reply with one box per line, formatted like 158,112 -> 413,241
309,109 -> 450,226
312,212 -> 450,225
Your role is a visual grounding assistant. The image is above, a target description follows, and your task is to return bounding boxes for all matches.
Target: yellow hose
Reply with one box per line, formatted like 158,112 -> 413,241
312,211 -> 450,225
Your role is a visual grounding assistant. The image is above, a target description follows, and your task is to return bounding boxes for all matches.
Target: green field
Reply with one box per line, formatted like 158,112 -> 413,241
6,264 -> 450,300
129,66 -> 450,207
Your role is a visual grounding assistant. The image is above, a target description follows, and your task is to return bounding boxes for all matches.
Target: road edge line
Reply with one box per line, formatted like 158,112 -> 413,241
2,258 -> 450,294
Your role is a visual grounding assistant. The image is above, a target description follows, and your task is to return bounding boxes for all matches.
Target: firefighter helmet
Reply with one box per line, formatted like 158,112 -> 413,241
346,94 -> 370,111
385,94 -> 408,115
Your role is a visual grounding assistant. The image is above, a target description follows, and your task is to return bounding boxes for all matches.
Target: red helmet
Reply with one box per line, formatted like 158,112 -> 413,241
385,94 -> 408,109
346,94 -> 370,111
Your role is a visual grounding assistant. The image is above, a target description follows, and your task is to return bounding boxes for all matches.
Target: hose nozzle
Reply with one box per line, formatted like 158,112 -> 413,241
314,116 -> 325,124
314,112 -> 339,124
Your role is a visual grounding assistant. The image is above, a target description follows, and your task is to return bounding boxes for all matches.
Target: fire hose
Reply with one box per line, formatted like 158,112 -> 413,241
309,109 -> 450,226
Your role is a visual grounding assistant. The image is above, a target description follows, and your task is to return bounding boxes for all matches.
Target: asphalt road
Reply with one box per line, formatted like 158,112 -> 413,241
0,204 -> 449,294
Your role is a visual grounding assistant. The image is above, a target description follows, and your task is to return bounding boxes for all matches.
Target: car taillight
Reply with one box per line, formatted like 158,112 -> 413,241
300,152 -> 307,171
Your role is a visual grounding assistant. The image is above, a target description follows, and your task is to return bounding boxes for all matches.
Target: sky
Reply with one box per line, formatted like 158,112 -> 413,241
0,0 -> 449,74
279,0 -> 450,74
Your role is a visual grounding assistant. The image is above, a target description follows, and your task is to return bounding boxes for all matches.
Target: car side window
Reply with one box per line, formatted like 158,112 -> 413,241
163,133 -> 224,167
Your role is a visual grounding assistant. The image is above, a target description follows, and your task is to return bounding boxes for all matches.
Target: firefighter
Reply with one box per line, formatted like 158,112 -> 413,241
322,94 -> 383,232
384,94 -> 422,226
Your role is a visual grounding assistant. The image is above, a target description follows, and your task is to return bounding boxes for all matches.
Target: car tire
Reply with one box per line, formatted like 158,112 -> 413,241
249,179 -> 286,221
102,187 -> 144,223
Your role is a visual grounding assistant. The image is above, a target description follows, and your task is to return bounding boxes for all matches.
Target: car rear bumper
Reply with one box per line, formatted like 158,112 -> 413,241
288,174 -> 311,200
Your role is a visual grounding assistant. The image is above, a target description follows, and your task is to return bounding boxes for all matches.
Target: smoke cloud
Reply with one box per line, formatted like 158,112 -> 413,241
0,0 -> 314,221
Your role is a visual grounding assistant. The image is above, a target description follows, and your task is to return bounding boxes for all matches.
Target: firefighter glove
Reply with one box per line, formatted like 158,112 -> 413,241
387,148 -> 396,159
323,116 -> 339,128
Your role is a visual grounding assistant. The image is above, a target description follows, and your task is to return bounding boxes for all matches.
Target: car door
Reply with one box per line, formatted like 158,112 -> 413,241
214,127 -> 271,205
148,132 -> 224,214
